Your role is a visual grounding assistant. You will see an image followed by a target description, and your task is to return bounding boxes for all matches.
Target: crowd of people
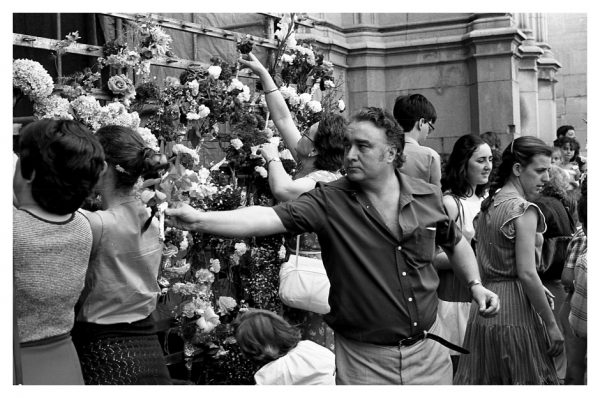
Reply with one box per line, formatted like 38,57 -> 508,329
13,52 -> 587,385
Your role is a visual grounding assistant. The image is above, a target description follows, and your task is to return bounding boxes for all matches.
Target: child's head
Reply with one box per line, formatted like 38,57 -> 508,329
555,136 -> 580,163
233,309 -> 301,365
15,119 -> 105,215
556,124 -> 575,140
94,125 -> 157,192
551,147 -> 563,165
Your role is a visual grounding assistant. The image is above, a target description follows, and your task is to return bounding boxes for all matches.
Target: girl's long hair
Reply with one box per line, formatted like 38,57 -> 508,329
481,136 -> 552,213
442,134 -> 490,198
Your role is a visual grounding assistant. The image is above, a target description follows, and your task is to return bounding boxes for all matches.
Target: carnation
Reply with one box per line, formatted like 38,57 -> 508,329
207,65 -> 222,79
237,86 -> 251,102
186,112 -> 201,121
281,53 -> 295,64
188,79 -> 199,96
227,78 -> 244,92
307,100 -> 322,113
33,95 -> 73,120
255,165 -> 268,178
209,258 -> 221,273
234,242 -> 248,256
197,167 -> 211,184
197,104 -> 210,118
136,127 -> 159,151
230,138 -> 244,150
299,93 -> 312,106
13,59 -> 54,100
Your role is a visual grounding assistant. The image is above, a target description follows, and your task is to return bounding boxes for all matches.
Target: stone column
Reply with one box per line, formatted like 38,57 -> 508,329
517,29 -> 544,138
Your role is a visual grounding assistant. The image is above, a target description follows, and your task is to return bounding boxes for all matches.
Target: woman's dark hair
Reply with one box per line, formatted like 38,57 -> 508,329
313,113 -> 346,172
351,107 -> 406,168
95,125 -> 160,232
392,93 -> 437,132
442,134 -> 490,198
481,136 -> 552,213
480,131 -> 501,149
94,125 -> 157,190
233,309 -> 301,365
556,124 -> 574,139
18,119 -> 105,215
554,135 -> 581,164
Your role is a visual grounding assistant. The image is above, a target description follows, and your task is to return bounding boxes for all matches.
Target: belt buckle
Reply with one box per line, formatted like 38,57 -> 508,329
398,331 -> 425,348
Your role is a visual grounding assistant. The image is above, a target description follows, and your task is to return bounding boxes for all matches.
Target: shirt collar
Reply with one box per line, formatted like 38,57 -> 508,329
403,136 -> 419,145
332,169 -> 438,205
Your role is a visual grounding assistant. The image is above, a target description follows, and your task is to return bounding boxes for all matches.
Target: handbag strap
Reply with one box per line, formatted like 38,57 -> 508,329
294,235 -> 300,268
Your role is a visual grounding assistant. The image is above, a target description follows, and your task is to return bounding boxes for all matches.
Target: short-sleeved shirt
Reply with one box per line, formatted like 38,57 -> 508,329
400,136 -> 441,186
569,250 -> 587,337
273,170 -> 462,345
564,228 -> 587,270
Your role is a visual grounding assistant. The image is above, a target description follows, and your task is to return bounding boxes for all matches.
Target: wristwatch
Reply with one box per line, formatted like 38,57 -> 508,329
467,279 -> 482,289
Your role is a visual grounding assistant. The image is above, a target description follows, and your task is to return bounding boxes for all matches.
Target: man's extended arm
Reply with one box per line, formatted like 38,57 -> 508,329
165,203 -> 287,237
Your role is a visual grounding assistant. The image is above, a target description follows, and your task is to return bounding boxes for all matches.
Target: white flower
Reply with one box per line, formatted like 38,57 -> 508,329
136,127 -> 159,151
264,127 -> 274,139
230,138 -> 243,150
179,231 -> 189,251
208,65 -> 222,79
188,79 -> 199,96
164,76 -> 180,88
209,258 -> 221,273
281,53 -> 295,64
338,99 -> 346,112
195,268 -> 215,284
288,93 -> 301,107
198,104 -> 210,118
13,59 -> 54,100
279,149 -> 294,160
171,143 -> 200,164
322,60 -> 333,68
286,34 -> 297,49
299,93 -> 312,106
307,100 -> 322,113
197,167 -> 211,184
186,112 -> 201,120
217,296 -> 237,315
278,85 -> 297,100
234,242 -> 247,256
237,86 -> 251,102
227,78 -> 244,92
255,166 -> 268,178
324,80 -> 335,89
33,95 -> 73,120
196,307 -> 220,333
278,245 -> 287,259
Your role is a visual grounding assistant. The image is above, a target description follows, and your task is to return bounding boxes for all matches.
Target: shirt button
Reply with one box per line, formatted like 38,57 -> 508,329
413,322 -> 418,327
402,272 -> 407,276
408,297 -> 413,302
397,246 -> 402,251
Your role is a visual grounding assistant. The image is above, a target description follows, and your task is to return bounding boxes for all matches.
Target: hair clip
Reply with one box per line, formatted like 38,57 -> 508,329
115,164 -> 130,174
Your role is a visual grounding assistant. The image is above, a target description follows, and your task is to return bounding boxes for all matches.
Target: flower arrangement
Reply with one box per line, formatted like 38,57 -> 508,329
107,74 -> 137,106
13,59 -> 54,101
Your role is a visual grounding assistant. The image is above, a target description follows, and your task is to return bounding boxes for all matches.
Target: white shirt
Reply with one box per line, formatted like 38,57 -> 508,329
254,340 -> 336,385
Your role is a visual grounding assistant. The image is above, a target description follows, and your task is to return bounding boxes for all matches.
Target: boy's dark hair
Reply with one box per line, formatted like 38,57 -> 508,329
392,93 -> 437,133
313,113 -> 347,172
351,106 -> 406,168
18,119 -> 105,215
556,124 -> 574,139
233,309 -> 301,365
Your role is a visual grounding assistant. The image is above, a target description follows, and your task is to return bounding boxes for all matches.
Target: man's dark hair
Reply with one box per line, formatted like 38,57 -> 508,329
392,93 -> 437,132
351,107 -> 406,168
18,119 -> 105,215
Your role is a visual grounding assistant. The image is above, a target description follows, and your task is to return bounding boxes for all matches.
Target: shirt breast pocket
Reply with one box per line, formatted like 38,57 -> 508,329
401,226 -> 437,268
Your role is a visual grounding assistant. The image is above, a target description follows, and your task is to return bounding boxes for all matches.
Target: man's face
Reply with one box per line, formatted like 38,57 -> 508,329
344,120 -> 395,183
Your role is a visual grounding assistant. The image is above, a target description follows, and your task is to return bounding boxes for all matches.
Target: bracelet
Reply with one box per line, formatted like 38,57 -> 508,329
467,279 -> 482,289
264,87 -> 279,95
266,158 -> 281,167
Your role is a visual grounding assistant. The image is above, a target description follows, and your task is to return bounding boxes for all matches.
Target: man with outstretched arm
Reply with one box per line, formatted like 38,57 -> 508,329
166,107 -> 500,385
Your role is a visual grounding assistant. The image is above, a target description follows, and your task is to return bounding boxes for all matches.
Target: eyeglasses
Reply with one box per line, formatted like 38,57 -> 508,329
427,121 -> 435,131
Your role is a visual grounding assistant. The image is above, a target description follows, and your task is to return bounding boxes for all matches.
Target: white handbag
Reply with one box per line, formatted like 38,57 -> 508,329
278,236 -> 331,314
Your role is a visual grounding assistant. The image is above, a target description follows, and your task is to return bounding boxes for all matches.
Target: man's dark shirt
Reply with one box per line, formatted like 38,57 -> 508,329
273,170 -> 462,345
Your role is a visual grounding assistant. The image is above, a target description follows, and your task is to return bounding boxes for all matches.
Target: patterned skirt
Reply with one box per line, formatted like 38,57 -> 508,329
454,279 -> 559,385
74,334 -> 171,385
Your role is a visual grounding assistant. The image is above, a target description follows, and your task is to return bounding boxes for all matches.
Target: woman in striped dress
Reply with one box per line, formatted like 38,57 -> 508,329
454,136 -> 563,384
435,134 -> 493,373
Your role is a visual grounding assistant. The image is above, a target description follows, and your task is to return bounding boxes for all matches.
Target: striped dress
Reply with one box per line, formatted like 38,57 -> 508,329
454,189 -> 559,385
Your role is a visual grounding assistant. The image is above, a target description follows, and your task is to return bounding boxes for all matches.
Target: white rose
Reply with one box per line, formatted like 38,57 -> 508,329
198,104 -> 210,118
230,138 -> 243,150
207,65 -> 222,79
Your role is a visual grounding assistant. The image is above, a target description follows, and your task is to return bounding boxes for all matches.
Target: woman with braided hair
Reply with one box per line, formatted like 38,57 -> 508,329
72,125 -> 171,385
454,136 -> 563,384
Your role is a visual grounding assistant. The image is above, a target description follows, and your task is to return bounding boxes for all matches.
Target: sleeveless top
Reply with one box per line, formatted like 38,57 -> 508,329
14,208 -> 92,342
444,193 -> 483,243
76,200 -> 162,324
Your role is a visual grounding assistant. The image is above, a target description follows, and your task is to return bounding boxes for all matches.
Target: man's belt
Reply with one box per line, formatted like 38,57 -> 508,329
399,330 -> 469,354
